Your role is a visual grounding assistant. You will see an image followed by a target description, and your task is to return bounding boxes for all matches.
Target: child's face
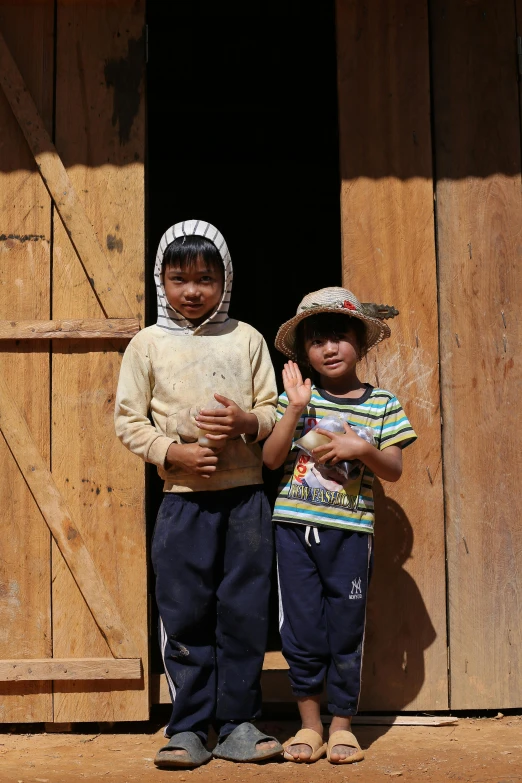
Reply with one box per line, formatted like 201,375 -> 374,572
163,256 -> 224,326
304,330 -> 360,380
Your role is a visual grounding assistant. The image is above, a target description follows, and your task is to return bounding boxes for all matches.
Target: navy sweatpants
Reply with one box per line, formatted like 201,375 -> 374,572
151,486 -> 272,741
276,523 -> 372,716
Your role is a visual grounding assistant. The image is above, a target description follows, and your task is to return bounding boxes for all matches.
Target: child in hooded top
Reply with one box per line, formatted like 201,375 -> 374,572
115,220 -> 282,768
263,287 -> 417,765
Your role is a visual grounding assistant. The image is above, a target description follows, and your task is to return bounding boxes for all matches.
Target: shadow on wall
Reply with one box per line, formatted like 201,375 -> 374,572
1,1 -> 521,184
336,1 -> 522,181
360,480 -> 436,711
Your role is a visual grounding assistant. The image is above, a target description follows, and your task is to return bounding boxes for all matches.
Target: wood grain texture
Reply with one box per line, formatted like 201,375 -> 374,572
336,0 -> 447,710
431,0 -> 522,708
0,374 -> 139,660
0,29 -> 134,320
0,319 -> 140,340
262,651 -> 288,670
0,658 -> 141,682
0,0 -> 53,723
51,0 -> 147,722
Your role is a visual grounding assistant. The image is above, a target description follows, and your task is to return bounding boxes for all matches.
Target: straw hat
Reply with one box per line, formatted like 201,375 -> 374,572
275,287 -> 392,359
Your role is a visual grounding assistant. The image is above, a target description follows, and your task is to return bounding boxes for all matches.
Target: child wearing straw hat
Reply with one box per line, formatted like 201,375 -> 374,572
263,287 -> 417,765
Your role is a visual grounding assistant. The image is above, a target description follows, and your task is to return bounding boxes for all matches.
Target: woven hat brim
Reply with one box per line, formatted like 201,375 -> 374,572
274,306 -> 391,360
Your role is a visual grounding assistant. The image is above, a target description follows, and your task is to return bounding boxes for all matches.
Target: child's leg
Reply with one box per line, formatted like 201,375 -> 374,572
328,715 -> 356,761
151,492 -> 224,744
214,486 -> 275,750
319,530 -> 372,760
276,523 -> 329,760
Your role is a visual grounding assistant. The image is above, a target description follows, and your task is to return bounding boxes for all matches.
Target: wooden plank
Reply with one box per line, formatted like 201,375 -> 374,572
0,319 -> 139,340
351,716 -> 458,727
336,0 -> 448,710
0,659 -> 141,682
0,0 -> 53,724
153,653 -> 290,705
0,374 -> 140,660
52,0 -> 147,722
431,0 -> 522,708
262,651 -> 288,670
0,29 -> 135,320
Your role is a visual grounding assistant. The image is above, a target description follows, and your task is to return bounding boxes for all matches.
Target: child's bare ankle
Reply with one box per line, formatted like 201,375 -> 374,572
329,715 -> 352,734
302,719 -> 323,737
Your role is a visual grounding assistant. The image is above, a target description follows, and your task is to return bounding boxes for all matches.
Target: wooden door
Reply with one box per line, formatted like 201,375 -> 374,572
337,0 -> 522,711
336,0 -> 448,710
0,0 -> 54,724
0,0 -> 147,722
431,0 -> 522,709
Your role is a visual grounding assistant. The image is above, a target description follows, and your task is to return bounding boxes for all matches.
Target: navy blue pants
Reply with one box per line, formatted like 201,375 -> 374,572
276,523 -> 372,716
151,486 -> 273,741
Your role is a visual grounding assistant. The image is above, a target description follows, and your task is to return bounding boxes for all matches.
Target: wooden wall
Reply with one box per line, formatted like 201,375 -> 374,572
431,0 -> 522,709
1,0 -> 521,721
336,0 -> 448,711
0,0 -> 146,722
0,0 -> 54,724
337,0 -> 522,710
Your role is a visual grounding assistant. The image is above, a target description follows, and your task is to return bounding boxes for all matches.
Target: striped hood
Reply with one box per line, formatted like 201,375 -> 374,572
154,219 -> 233,335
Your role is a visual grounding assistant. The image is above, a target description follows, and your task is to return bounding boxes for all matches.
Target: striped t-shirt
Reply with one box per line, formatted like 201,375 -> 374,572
272,385 -> 417,534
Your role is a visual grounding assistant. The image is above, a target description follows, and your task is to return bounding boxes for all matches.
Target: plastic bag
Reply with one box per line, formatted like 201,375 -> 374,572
295,412 -> 375,480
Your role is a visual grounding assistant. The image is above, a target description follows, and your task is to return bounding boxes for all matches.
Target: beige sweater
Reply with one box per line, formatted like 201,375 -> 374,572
115,321 -> 277,492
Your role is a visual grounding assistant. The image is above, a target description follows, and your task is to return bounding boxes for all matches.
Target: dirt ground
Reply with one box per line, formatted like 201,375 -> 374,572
0,715 -> 521,783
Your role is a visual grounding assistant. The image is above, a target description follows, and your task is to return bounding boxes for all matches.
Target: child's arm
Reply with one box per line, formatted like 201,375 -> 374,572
195,334 -> 278,443
115,342 -> 219,478
312,424 -> 403,482
164,441 -> 219,478
263,361 -> 311,470
115,342 -> 174,467
195,394 -> 259,441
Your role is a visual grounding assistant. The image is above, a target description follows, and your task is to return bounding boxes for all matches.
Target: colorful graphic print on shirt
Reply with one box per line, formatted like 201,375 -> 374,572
288,415 -> 365,510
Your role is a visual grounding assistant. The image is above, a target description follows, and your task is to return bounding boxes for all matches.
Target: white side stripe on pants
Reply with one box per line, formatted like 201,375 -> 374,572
276,557 -> 284,631
160,616 -> 177,703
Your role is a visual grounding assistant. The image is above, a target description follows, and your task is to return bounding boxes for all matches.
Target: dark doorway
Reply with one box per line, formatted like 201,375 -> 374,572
146,0 -> 342,664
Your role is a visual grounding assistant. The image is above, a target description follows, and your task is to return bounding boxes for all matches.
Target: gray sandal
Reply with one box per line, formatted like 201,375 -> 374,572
212,722 -> 283,762
154,731 -> 212,769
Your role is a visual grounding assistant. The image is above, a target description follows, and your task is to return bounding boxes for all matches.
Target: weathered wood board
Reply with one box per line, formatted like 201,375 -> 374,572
0,319 -> 139,340
51,0 -> 147,721
0,0 -> 54,723
1,658 -> 141,682
431,0 -> 522,708
335,0 -> 448,710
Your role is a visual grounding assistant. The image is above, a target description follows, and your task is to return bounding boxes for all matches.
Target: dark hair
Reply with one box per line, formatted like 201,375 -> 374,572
295,312 -> 369,381
161,235 -> 223,275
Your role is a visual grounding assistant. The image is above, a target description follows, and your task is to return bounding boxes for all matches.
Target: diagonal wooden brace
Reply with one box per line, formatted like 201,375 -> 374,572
0,29 -> 135,320
0,374 -> 139,660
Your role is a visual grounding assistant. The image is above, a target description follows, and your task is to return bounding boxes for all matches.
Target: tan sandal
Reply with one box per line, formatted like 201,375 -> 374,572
327,730 -> 365,764
283,728 -> 327,763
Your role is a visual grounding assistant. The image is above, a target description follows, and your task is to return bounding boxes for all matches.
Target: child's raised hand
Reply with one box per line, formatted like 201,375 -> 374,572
312,421 -> 369,465
283,361 -> 312,411
195,394 -> 258,439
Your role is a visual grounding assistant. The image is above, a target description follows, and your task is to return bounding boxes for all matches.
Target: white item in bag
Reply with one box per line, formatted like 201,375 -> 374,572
295,413 -> 375,480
